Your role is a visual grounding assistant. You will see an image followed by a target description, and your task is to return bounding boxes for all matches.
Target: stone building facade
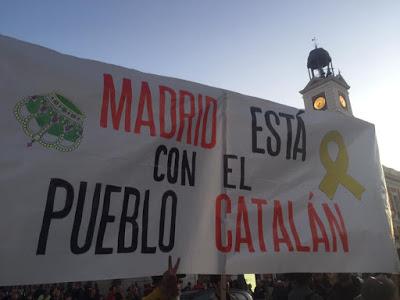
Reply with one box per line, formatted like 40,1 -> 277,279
384,166 -> 400,253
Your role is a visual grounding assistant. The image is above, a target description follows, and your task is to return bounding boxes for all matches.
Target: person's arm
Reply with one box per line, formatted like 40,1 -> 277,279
143,256 -> 181,300
142,288 -> 162,300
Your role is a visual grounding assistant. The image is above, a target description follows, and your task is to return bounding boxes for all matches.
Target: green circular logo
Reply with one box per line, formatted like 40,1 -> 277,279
14,93 -> 85,152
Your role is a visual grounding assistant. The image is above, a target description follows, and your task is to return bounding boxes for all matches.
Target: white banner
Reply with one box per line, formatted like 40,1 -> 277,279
0,35 -> 398,285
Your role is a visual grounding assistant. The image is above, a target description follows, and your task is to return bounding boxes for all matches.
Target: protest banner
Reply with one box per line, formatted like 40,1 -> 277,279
0,35 -> 398,285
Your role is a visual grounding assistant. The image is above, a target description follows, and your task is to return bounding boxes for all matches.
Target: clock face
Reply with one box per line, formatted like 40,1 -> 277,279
339,95 -> 347,109
313,96 -> 327,110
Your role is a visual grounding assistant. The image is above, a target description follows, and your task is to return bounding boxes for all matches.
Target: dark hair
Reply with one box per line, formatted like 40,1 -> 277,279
209,275 -> 221,285
109,286 -> 116,292
151,276 -> 163,285
337,273 -> 351,283
287,273 -> 312,286
361,276 -> 397,300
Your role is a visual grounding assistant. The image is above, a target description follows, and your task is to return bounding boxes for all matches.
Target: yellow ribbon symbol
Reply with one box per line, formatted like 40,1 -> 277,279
319,130 -> 365,200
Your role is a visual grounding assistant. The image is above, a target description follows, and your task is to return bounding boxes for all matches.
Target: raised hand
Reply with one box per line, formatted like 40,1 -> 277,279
160,256 -> 181,300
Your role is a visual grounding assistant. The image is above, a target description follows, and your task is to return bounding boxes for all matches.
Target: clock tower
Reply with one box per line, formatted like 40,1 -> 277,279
300,46 -> 353,116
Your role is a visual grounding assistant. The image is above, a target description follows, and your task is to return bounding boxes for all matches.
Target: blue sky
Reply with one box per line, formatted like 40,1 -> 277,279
1,0 -> 400,169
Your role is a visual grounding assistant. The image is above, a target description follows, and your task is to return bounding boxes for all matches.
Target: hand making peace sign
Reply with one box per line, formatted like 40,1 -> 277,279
160,256 -> 181,300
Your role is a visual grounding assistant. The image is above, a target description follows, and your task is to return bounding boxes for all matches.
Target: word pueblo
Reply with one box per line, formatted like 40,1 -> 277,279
36,178 -> 177,255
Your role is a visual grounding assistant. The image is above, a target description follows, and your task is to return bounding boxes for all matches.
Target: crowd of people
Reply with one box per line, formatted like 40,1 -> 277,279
250,273 -> 398,300
0,273 -> 398,300
0,281 -> 149,300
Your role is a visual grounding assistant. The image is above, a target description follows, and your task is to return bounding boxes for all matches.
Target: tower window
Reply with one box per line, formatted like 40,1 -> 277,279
339,94 -> 348,110
312,93 -> 327,110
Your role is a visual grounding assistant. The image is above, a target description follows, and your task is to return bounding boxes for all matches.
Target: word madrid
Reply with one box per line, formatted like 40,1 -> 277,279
99,74 -> 217,149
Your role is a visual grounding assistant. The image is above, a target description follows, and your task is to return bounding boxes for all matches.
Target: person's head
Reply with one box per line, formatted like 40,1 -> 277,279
209,275 -> 221,288
325,273 -> 337,285
288,273 -> 312,287
209,275 -> 231,291
52,287 -> 60,298
313,273 -> 323,282
337,273 -> 352,286
109,286 -> 117,294
361,276 -> 397,300
90,287 -> 97,297
151,276 -> 163,287
64,292 -> 72,300
11,288 -> 18,300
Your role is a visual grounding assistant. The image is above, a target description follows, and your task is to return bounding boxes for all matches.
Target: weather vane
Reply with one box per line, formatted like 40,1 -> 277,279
312,37 -> 318,48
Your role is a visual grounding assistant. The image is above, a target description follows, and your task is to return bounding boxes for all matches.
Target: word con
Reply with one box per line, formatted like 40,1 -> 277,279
153,145 -> 196,187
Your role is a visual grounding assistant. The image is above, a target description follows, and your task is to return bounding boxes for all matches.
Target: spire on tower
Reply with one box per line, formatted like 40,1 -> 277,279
312,37 -> 318,49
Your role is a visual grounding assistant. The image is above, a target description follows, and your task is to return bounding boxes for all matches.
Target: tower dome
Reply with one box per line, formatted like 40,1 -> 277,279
307,47 -> 334,78
307,47 -> 331,70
